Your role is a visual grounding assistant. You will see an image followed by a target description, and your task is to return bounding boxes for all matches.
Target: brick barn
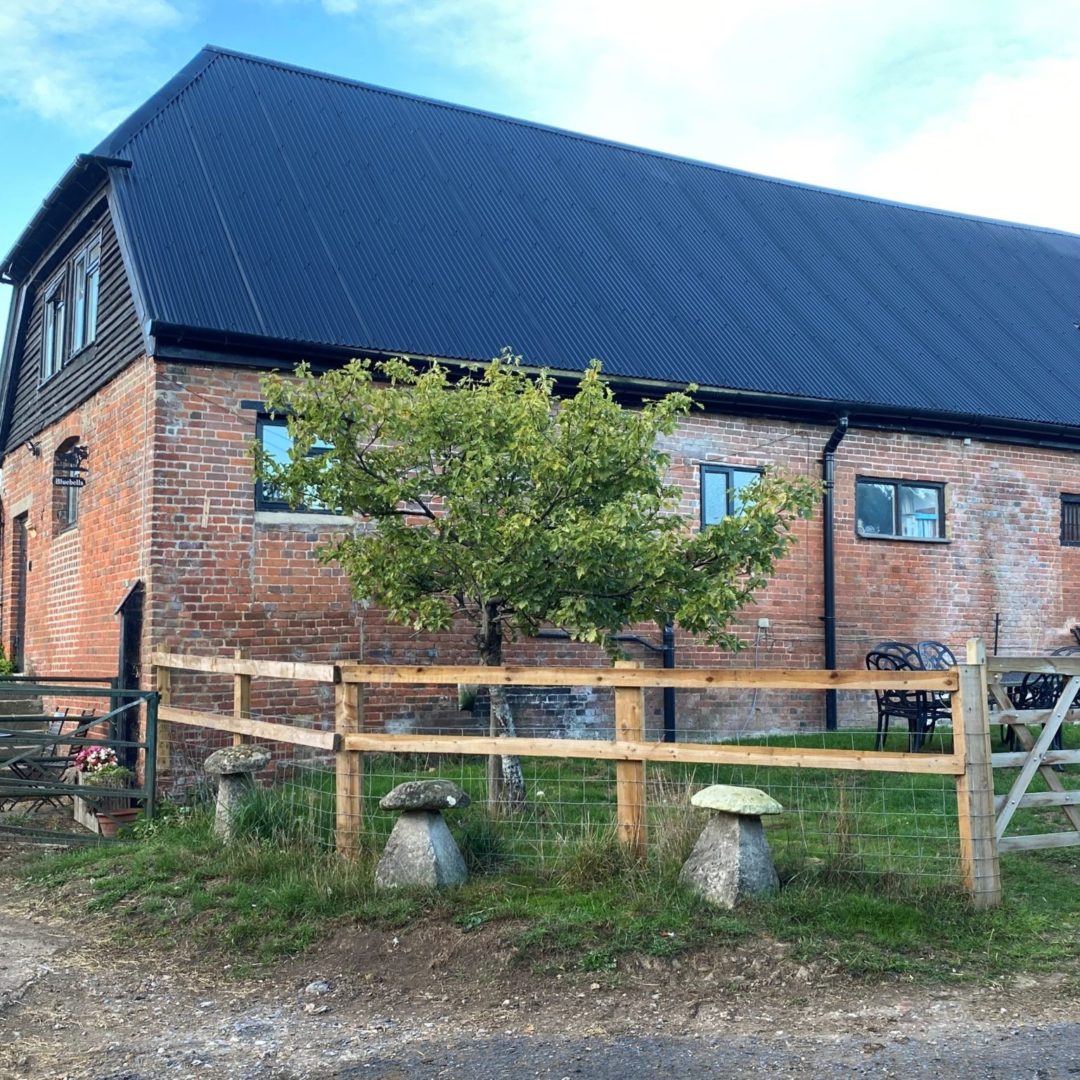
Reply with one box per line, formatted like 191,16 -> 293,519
2,46 -> 1080,738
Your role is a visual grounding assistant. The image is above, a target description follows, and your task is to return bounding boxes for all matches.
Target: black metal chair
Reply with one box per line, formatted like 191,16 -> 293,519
867,649 -> 935,751
916,640 -> 956,670
1004,645 -> 1080,752
874,641 -> 923,670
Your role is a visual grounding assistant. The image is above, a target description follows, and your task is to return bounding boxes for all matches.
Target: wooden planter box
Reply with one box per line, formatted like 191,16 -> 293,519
74,772 -> 130,835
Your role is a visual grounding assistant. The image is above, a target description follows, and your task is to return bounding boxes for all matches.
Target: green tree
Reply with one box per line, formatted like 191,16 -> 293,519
257,354 -> 817,809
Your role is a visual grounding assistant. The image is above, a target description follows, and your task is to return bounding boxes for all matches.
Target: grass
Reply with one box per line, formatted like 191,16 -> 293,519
16,725 -> 1080,981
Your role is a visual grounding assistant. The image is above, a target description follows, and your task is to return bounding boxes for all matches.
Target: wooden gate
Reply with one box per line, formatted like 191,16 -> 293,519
987,653 -> 1080,853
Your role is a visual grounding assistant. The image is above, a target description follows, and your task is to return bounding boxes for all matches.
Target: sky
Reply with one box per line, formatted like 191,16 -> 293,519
3,0 -> 1080,327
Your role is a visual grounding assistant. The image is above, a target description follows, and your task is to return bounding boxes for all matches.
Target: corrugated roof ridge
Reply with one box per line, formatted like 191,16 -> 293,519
204,44 -> 1080,244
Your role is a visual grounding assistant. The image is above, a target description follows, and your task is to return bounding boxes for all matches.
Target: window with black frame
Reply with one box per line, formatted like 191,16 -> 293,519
255,417 -> 331,512
700,465 -> 762,527
1062,494 -> 1080,546
856,477 -> 945,539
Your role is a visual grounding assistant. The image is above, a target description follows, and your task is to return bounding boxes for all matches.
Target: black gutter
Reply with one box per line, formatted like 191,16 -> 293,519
0,155 -> 131,283
821,416 -> 849,732
149,327 -> 1080,453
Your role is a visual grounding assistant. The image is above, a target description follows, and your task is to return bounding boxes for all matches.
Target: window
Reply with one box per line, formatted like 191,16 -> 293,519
53,438 -> 86,533
40,228 -> 102,380
71,235 -> 101,353
701,465 -> 762,526
856,478 -> 945,540
1062,495 -> 1080,546
256,417 -> 330,511
42,274 -> 66,381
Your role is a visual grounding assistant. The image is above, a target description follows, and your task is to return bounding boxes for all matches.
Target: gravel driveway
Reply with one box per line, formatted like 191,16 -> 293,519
3,901 -> 1080,1078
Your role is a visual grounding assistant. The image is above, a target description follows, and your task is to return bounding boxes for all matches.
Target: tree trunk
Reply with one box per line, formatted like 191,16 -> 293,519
479,604 -> 526,813
488,684 -> 526,813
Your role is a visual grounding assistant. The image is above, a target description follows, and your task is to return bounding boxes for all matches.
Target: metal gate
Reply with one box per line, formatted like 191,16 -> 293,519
0,679 -> 157,843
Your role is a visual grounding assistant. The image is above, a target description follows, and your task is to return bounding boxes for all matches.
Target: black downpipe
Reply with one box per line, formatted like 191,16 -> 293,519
662,622 -> 676,742
535,626 -> 677,739
822,416 -> 849,731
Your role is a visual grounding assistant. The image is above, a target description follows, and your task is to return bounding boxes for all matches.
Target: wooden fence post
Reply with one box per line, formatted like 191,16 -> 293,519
335,676 -> 363,858
955,639 -> 1001,907
233,648 -> 251,747
613,660 -> 647,859
154,664 -> 171,772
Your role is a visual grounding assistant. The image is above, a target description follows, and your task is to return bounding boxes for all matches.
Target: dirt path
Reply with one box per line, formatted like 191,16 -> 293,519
2,885 -> 1080,1078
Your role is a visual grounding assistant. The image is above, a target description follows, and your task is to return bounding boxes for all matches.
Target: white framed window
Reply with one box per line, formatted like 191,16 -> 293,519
71,233 -> 101,354
41,273 -> 66,381
40,229 -> 103,381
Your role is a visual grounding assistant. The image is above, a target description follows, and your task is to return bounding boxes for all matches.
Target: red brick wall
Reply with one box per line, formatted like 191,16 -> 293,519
0,356 -> 154,688
10,358 -> 1080,740
143,363 -> 1080,738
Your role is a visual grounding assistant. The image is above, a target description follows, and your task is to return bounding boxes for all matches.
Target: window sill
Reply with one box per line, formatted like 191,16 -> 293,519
68,340 -> 96,363
856,532 -> 951,544
255,510 -> 355,526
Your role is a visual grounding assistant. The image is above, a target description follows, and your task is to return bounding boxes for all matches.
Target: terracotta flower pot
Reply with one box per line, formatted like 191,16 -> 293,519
95,807 -> 142,839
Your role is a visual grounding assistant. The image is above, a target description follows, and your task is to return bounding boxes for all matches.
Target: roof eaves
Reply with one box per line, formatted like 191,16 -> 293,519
0,155 -> 130,284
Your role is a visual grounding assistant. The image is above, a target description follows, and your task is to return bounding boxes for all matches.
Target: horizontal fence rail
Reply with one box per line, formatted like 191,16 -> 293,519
338,663 -> 959,692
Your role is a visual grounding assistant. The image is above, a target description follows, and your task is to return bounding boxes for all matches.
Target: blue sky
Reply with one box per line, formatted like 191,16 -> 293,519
3,1 -> 1080,326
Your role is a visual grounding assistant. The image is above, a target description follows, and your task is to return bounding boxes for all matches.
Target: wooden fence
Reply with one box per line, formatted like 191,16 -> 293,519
150,644 -> 1006,907
983,642 -> 1080,854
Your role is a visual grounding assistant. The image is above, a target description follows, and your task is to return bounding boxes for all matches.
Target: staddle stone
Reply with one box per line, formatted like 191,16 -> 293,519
375,810 -> 468,890
679,814 -> 779,909
204,745 -> 271,841
204,745 -> 271,776
690,784 -> 783,816
380,779 -> 471,812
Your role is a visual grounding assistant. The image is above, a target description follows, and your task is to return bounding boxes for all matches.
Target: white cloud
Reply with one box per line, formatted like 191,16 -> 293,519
0,0 -> 184,133
850,56 -> 1080,232
354,0 -> 1080,233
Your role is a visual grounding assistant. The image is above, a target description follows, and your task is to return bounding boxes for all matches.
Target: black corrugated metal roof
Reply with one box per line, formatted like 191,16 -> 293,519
31,46 -> 1080,428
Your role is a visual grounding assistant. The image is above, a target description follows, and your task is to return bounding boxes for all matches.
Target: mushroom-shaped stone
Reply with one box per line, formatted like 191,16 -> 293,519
204,745 -> 271,840
379,779 -> 471,812
679,784 -> 782,909
375,780 -> 470,890
690,784 -> 783,816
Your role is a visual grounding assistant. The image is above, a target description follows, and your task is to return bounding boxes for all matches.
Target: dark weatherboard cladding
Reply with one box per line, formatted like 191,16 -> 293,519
7,45 -> 1080,435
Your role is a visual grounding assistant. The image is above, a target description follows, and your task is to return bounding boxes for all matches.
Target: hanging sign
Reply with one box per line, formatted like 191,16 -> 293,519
53,444 -> 89,487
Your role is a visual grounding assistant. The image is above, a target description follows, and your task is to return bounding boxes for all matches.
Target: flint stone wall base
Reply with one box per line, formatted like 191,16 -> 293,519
375,810 -> 468,890
679,813 -> 779,908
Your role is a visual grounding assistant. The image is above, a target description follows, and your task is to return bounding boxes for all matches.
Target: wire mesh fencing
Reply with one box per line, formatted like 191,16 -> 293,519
156,658 -> 968,890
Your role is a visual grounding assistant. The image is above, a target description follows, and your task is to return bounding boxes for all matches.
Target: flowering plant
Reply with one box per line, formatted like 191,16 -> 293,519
80,762 -> 133,788
73,746 -> 118,773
